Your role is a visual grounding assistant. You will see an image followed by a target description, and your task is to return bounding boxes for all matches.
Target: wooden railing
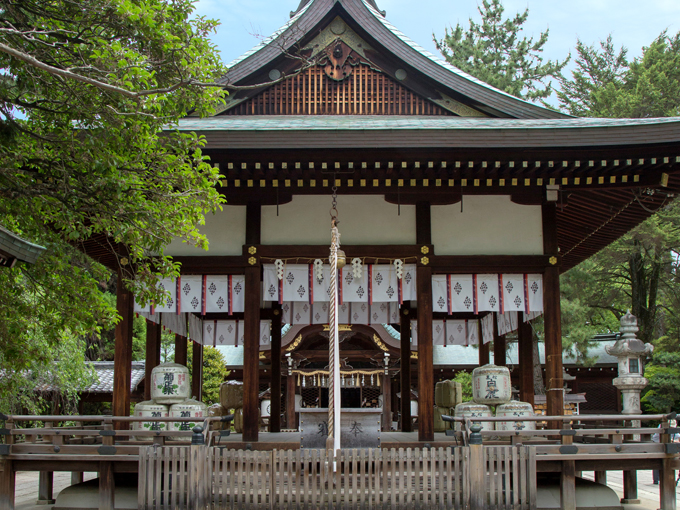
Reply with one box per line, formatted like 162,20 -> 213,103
0,413 -> 678,510
138,444 -> 536,510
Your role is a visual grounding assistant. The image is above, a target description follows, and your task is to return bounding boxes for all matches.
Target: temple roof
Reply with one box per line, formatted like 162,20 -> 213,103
0,225 -> 46,267
218,0 -> 566,119
175,116 -> 680,149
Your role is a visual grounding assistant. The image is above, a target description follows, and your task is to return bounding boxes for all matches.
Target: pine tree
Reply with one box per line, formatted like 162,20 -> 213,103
434,0 -> 568,101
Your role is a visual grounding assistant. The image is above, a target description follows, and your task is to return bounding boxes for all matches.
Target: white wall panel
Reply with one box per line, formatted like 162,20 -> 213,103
431,196 -> 543,255
262,195 -> 415,245
165,205 -> 246,256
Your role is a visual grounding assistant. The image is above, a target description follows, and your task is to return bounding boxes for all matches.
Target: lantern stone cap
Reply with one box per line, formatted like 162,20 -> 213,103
605,311 -> 653,358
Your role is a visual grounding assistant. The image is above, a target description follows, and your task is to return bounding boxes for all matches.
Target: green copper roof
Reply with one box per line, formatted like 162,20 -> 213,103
174,115 -> 680,132
0,225 -> 46,265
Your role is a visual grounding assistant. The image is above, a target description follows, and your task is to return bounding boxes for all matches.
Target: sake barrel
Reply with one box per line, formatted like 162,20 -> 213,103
495,401 -> 536,438
169,399 -> 207,441
261,399 -> 271,418
454,402 -> 494,432
435,380 -> 462,408
132,401 -> 169,440
151,362 -> 191,404
208,403 -> 228,431
219,381 -> 244,409
233,408 -> 244,434
472,364 -> 512,405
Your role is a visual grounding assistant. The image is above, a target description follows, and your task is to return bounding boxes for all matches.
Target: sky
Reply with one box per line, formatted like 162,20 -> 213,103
194,0 -> 680,74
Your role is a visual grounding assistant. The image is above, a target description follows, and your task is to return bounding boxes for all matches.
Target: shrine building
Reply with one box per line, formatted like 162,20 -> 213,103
102,0 -> 680,445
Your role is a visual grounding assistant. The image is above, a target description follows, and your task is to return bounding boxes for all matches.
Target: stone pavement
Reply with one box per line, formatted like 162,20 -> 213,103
582,470 -> 680,510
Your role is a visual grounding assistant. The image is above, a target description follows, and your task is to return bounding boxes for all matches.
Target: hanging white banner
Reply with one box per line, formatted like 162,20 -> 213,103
499,274 -> 525,313
282,264 -> 310,303
481,313 -> 494,345
467,320 -> 480,346
449,274 -> 476,313
476,274 -> 499,313
179,275 -> 203,314
432,275 -> 448,313
526,274 -> 543,313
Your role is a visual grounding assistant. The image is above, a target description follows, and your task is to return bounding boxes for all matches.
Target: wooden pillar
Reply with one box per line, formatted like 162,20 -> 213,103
191,340 -> 203,401
493,317 -> 506,367
660,458 -> 677,510
286,373 -> 296,430
270,307 -> 282,433
99,462 -> 115,510
543,203 -> 564,421
416,202 -> 433,441
479,339 -> 490,366
243,200 -> 262,442
417,265 -> 434,442
400,308 -> 412,432
594,471 -> 606,485
37,472 -> 54,504
382,372 -> 392,432
113,270 -> 134,425
518,313 -> 535,406
0,460 -> 14,510
174,334 -> 188,367
621,470 -> 639,504
144,320 -> 162,401
560,423 -> 576,510
243,265 -> 261,442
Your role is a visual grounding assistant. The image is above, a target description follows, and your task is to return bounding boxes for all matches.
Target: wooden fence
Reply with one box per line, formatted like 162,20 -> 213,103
138,445 -> 536,510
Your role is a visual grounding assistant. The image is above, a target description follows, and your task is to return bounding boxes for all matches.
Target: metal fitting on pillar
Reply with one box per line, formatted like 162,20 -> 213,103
191,426 -> 205,445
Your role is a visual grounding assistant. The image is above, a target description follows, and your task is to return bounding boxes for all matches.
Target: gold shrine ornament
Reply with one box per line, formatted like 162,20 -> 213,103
248,257 -> 257,265
549,256 -> 558,265
248,246 -> 257,255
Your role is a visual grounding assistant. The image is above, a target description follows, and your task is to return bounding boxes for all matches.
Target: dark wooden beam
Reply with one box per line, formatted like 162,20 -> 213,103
144,320 -> 161,401
416,202 -> 431,245
543,202 -> 564,423
431,255 -> 556,273
174,334 -> 188,367
479,339 -> 490,366
417,265 -> 434,442
172,256 -> 247,274
400,308 -> 412,432
270,307 -> 282,433
112,271 -> 134,427
255,244 -> 424,260
518,313 -> 535,406
191,341 -> 203,401
242,266 -> 261,442
246,201 -> 261,246
493,316 -> 506,367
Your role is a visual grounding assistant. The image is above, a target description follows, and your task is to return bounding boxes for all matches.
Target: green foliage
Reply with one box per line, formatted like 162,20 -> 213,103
187,346 -> 229,406
434,0 -> 568,101
0,0 -> 227,392
642,351 -> 680,413
453,372 -> 473,402
0,331 -> 96,414
556,36 -> 628,117
558,31 -> 680,118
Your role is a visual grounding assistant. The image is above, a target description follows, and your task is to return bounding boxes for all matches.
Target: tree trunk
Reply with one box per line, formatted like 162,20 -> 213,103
533,335 -> 545,395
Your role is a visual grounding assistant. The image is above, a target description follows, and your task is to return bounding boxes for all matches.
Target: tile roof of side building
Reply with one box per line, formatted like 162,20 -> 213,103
218,0 -> 567,120
0,225 -> 46,265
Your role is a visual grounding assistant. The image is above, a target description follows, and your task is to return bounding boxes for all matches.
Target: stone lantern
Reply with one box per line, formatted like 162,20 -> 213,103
605,311 -> 653,417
